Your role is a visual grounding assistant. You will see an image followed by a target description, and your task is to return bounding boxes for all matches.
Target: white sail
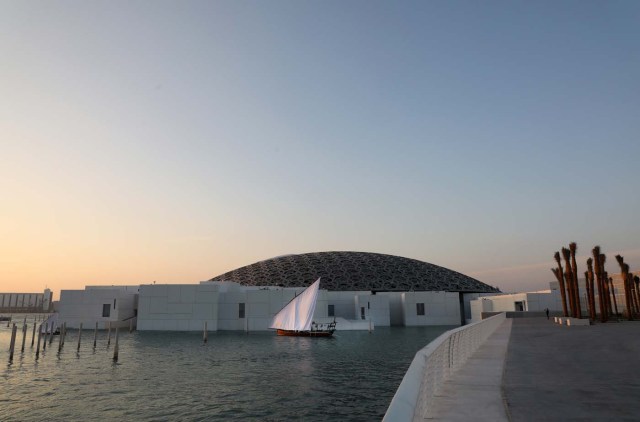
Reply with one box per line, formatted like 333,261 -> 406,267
270,278 -> 320,331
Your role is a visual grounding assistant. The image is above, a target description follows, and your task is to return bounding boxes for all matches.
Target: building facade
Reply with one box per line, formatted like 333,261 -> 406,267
0,289 -> 53,313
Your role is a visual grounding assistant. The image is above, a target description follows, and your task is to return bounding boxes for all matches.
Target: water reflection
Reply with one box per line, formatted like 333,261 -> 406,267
1,323 -> 451,421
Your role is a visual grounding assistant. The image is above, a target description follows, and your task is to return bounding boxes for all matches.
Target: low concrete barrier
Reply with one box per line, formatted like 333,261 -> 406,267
383,313 -> 506,422
565,317 -> 590,326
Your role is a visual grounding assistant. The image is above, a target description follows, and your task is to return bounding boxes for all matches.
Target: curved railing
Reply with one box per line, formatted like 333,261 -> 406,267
383,313 -> 506,421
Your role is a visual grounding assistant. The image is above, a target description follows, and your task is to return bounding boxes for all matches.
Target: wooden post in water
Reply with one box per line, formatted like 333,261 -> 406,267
93,322 -> 98,348
107,321 -> 112,346
6,315 -> 10,328
203,321 -> 208,343
58,325 -> 63,353
43,323 -> 48,351
35,324 -> 42,359
113,327 -> 119,361
49,321 -> 54,345
9,324 -> 17,361
21,322 -> 27,353
31,319 -> 37,347
77,323 -> 83,352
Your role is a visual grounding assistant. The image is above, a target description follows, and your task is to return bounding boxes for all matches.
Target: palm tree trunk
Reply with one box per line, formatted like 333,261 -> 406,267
599,254 -> 609,322
554,252 -> 569,317
586,258 -> 596,321
569,243 -> 582,317
592,247 -> 605,321
562,248 -> 576,318
615,255 -> 633,321
584,270 -> 594,321
608,277 -> 619,318
632,274 -> 640,316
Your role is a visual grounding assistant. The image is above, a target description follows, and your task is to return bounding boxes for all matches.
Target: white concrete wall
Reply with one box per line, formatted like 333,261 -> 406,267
469,290 -> 565,321
402,291 -> 461,326
355,294 -> 390,326
470,297 -> 492,321
327,291 -> 358,320
525,292 -> 561,311
378,292 -> 404,326
58,287 -> 138,329
137,284 -> 219,331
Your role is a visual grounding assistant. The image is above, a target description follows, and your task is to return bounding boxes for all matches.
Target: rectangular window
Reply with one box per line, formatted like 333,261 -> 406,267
238,303 -> 245,319
360,306 -> 365,320
416,303 -> 425,316
102,304 -> 111,317
328,304 -> 335,317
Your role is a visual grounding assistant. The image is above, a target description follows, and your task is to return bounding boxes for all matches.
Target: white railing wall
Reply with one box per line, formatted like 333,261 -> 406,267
383,312 -> 506,422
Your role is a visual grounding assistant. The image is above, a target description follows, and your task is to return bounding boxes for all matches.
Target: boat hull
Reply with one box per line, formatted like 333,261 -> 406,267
276,329 -> 334,337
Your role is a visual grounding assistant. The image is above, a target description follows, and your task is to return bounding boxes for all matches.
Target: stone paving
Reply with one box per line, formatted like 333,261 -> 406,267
504,317 -> 640,421
423,317 -> 640,421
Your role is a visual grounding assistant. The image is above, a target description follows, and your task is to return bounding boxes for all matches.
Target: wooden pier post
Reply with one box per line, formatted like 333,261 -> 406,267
58,325 -> 63,353
93,322 -> 98,348
31,319 -> 37,347
35,324 -> 42,359
49,321 -> 54,345
77,323 -> 83,352
9,323 -> 17,361
43,323 -> 48,351
21,322 -> 27,353
113,327 -> 119,361
6,315 -> 10,327
203,321 -> 208,343
107,322 -> 112,346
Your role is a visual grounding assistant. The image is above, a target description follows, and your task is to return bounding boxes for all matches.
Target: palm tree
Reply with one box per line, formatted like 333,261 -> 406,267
615,255 -> 633,320
562,248 -> 576,317
554,252 -> 569,317
586,258 -> 596,321
592,246 -> 606,322
569,243 -> 582,317
602,259 -> 612,318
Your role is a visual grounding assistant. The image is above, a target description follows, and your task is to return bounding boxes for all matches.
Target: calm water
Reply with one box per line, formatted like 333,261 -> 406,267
0,317 -> 450,421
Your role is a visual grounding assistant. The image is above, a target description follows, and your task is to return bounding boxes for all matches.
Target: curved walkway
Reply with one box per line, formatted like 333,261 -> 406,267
424,319 -> 512,421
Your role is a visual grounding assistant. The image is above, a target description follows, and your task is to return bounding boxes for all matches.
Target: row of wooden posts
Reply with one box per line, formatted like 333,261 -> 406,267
9,318 -> 213,363
6,318 -> 132,363
551,243 -> 639,322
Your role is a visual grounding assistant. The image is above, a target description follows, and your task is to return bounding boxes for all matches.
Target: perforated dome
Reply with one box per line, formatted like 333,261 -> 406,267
210,251 -> 498,293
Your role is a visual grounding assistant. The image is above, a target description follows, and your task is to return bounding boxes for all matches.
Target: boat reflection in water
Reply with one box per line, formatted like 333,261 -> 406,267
270,278 -> 336,337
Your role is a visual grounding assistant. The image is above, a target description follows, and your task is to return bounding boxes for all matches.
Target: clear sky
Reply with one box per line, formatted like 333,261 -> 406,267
2,1 -> 639,298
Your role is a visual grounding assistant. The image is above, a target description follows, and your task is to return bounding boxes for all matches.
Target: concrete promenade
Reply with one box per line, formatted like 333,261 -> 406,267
424,317 -> 640,421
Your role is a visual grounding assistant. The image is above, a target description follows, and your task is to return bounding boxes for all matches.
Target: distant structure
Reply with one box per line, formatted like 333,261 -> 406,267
0,289 -> 53,313
209,251 -> 499,293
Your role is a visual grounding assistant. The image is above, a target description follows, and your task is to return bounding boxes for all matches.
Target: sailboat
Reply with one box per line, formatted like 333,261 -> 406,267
270,278 -> 336,337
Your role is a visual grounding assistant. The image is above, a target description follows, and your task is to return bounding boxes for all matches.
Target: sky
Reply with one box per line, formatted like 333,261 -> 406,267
2,1 -> 639,298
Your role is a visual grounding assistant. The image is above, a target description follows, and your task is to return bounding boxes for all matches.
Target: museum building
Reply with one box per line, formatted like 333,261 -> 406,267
58,252 -> 500,331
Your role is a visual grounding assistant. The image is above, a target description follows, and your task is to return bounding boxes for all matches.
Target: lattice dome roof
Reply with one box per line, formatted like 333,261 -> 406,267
209,251 -> 498,293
